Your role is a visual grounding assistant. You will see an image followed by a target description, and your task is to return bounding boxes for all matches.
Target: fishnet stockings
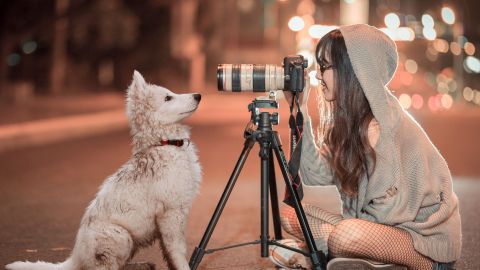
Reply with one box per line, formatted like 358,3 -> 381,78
280,206 -> 435,270
280,205 -> 342,249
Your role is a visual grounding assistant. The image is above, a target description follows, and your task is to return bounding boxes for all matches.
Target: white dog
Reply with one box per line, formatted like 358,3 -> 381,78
6,71 -> 202,270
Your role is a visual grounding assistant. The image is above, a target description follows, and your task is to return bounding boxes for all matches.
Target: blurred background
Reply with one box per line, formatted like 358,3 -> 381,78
1,0 -> 479,175
1,0 -> 479,269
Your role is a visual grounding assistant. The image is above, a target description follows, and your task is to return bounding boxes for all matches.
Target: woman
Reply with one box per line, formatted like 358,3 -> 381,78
272,24 -> 461,270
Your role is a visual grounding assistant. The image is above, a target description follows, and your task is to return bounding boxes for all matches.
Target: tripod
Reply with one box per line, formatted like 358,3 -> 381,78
189,97 -> 327,270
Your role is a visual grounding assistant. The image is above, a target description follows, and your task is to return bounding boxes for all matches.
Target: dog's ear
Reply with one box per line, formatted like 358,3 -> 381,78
129,70 -> 146,95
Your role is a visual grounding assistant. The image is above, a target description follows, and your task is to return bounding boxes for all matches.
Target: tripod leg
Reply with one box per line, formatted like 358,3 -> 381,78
270,132 -> 327,270
260,140 -> 270,257
189,138 -> 256,270
268,148 -> 283,240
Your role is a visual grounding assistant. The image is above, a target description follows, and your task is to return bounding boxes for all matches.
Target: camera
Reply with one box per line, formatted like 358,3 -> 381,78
217,55 -> 308,93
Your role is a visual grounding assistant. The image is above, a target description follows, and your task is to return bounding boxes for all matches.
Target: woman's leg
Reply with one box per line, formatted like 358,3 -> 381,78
328,218 -> 435,270
280,205 -> 343,250
277,205 -> 343,268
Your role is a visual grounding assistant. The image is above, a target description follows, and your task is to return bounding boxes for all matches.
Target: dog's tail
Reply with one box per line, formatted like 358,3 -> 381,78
5,257 -> 76,270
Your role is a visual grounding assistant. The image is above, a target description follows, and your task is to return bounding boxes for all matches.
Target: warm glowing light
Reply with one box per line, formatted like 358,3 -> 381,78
421,14 -> 434,28
399,94 -> 412,109
441,7 -> 455,25
464,56 -> 480,73
384,13 -> 400,29
464,42 -> 476,56
463,87 -> 474,101
441,94 -> 453,109
436,73 -> 447,83
448,80 -> 458,92
405,59 -> 418,74
308,25 -> 338,39
379,27 -> 414,41
309,70 -> 318,86
450,42 -> 461,55
22,41 -> 38,54
397,27 -> 415,41
474,91 -> 480,105
433,39 -> 449,53
426,47 -> 438,61
423,27 -> 437,40
437,82 -> 449,94
288,16 -> 305,32
412,94 -> 424,109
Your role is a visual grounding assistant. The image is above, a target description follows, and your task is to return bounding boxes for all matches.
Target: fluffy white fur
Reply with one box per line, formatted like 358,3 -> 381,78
6,71 -> 202,270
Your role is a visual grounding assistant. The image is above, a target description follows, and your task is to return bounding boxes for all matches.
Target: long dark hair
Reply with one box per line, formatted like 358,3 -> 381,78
315,29 -> 376,197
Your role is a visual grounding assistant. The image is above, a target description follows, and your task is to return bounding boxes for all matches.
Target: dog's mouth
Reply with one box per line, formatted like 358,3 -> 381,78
180,107 -> 198,114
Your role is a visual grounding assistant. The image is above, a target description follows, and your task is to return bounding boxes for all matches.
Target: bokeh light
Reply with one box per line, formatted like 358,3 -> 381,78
450,42 -> 462,56
421,14 -> 435,28
437,82 -> 449,94
405,59 -> 418,74
426,47 -> 439,61
423,27 -> 437,40
464,42 -> 476,56
380,27 -> 415,41
308,25 -> 338,39
441,7 -> 455,25
398,27 -> 415,41
411,94 -> 424,109
441,94 -> 453,109
399,93 -> 412,109
22,41 -> 38,54
384,13 -> 400,29
433,39 -> 449,53
288,16 -> 305,32
463,87 -> 474,102
464,56 -> 480,73
474,91 -> 480,105
309,70 -> 318,86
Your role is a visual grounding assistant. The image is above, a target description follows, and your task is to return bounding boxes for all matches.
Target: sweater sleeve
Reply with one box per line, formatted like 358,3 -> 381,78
300,117 -> 335,186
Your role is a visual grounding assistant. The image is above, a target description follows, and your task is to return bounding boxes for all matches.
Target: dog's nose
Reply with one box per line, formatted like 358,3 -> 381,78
193,94 -> 201,102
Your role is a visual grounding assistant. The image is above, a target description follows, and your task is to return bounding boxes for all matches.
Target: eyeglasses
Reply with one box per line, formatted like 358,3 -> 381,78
316,62 -> 335,78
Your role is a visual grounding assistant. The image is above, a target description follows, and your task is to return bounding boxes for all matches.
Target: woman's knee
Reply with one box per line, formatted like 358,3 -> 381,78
328,219 -> 370,256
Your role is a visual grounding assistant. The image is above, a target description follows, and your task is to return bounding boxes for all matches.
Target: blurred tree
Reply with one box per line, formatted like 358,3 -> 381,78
0,0 -> 54,97
69,0 -> 139,89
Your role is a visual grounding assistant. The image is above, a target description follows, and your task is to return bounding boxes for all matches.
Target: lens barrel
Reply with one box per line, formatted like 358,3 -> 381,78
217,64 -> 284,92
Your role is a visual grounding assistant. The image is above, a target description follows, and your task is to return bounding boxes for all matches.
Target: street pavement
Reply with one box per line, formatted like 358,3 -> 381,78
0,125 -> 479,270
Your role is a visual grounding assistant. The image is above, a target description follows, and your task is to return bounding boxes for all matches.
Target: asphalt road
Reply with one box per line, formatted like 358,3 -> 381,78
0,125 -> 479,269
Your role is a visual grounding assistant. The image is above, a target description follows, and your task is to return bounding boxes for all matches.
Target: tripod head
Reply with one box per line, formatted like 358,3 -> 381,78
247,91 -> 279,127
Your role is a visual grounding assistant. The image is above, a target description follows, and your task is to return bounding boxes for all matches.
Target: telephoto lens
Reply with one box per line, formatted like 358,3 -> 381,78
217,64 -> 284,92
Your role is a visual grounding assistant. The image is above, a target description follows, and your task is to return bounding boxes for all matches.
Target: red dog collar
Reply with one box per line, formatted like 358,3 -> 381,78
155,139 -> 190,147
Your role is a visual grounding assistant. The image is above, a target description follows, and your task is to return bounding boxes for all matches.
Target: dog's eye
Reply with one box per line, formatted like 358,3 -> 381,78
165,95 -> 172,102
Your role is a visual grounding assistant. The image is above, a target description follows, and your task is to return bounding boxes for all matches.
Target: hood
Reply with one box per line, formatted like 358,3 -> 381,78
339,24 -> 402,134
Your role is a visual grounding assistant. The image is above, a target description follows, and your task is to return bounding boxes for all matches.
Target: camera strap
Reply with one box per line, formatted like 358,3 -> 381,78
284,95 -> 304,207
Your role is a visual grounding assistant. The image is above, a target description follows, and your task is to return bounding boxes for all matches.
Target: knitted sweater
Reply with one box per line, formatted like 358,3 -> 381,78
299,24 -> 462,263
